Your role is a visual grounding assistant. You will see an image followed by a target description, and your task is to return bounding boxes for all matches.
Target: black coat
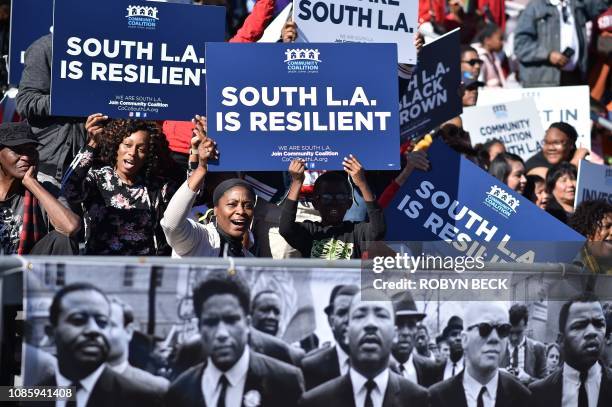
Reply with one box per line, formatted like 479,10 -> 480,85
298,370 -> 429,407
429,370 -> 530,407
391,354 -> 445,388
36,366 -> 163,407
300,346 -> 341,390
165,351 -> 305,407
528,364 -> 612,407
170,329 -> 301,379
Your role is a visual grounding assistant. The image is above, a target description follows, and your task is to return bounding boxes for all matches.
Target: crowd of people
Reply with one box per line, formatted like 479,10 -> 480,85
24,274 -> 612,406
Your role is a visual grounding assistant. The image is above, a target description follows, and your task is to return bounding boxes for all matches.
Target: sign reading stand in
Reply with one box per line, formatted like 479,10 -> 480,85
293,0 -> 418,64
206,42 -> 400,171
50,0 -> 225,120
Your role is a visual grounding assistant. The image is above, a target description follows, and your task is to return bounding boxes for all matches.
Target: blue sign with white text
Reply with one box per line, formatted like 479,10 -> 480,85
385,140 -> 585,263
206,42 -> 400,171
8,0 -> 53,85
50,0 -> 225,120
399,28 -> 462,143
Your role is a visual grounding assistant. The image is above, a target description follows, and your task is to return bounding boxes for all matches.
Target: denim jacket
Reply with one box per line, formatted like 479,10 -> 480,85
514,0 -> 606,87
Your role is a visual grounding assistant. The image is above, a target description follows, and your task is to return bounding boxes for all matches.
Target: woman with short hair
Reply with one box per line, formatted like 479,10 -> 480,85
545,162 -> 577,224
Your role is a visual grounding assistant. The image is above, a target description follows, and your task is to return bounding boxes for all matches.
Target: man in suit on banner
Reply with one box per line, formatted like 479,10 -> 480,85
106,296 -> 170,396
439,316 -> 466,380
528,293 -> 612,407
500,304 -> 546,384
300,285 -> 359,390
391,292 -> 442,387
37,283 -> 162,407
429,302 -> 531,407
299,289 -> 430,407
165,271 -> 304,407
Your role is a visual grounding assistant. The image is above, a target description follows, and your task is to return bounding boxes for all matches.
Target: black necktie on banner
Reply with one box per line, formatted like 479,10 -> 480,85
364,379 -> 376,407
477,386 -> 486,407
512,346 -> 519,369
66,381 -> 81,407
452,362 -> 457,376
217,374 -> 229,407
578,370 -> 589,407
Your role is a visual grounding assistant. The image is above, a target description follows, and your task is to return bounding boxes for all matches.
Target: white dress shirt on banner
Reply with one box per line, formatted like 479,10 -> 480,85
444,357 -> 464,380
399,354 -> 418,384
562,362 -> 602,407
463,369 -> 499,407
336,344 -> 351,376
55,364 -> 105,407
202,346 -> 250,407
349,368 -> 390,407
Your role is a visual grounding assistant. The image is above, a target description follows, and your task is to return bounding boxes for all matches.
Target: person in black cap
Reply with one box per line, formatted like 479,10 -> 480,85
391,292 -> 442,387
300,284 -> 359,390
461,73 -> 485,107
439,315 -> 465,380
0,121 -> 80,254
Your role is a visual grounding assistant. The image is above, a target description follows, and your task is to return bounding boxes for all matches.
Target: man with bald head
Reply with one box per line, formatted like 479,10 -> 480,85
528,293 -> 611,407
429,302 -> 530,407
299,289 -> 429,406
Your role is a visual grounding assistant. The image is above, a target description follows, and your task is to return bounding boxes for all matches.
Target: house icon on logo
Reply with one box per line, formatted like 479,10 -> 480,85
126,5 -> 159,20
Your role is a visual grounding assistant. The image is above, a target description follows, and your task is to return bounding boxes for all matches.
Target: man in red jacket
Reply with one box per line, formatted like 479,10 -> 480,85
163,0 -> 275,168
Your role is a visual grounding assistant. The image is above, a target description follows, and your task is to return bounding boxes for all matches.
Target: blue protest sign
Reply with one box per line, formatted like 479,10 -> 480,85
8,0 -> 53,86
399,28 -> 462,143
385,140 -> 585,263
206,42 -> 400,171
50,0 -> 225,120
575,160 -> 612,207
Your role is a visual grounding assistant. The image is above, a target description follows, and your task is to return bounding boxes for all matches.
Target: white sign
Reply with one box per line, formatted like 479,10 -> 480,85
293,0 -> 418,64
463,98 -> 545,161
478,86 -> 591,151
575,159 -> 612,208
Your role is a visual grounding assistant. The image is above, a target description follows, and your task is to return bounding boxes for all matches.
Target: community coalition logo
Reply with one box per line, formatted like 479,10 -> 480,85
483,185 -> 520,219
492,104 -> 508,119
126,5 -> 159,29
284,48 -> 321,73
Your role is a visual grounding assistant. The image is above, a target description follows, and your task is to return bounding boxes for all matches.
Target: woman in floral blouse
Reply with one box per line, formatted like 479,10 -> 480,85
62,113 -> 179,255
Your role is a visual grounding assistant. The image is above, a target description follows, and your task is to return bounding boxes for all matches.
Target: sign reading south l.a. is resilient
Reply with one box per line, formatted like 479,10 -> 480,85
462,98 -> 544,161
206,42 -> 400,171
294,0 -> 418,64
50,0 -> 225,120
385,140 -> 585,263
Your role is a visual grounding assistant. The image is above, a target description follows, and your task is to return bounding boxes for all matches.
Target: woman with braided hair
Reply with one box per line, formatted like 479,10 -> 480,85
62,113 -> 180,255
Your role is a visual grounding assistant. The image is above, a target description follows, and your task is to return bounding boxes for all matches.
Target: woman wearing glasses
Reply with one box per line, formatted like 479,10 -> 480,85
525,122 -> 589,179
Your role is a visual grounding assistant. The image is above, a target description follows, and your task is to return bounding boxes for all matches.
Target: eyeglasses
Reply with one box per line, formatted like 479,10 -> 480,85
317,193 -> 351,203
467,322 -> 512,338
543,139 -> 568,148
462,59 -> 484,66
